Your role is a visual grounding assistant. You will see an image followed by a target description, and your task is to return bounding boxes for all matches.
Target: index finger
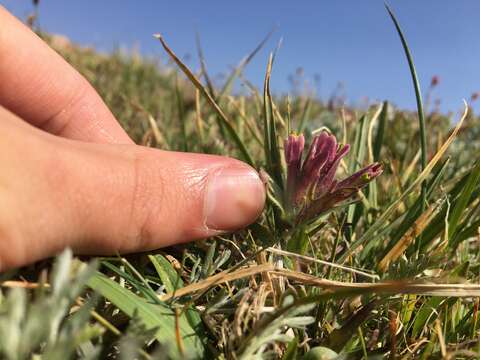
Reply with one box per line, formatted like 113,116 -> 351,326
0,6 -> 132,144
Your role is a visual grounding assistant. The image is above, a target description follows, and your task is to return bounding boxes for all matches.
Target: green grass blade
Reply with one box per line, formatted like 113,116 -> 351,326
148,254 -> 184,294
380,158 -> 449,258
386,4 -> 428,213
218,28 -> 275,100
366,102 -> 388,211
296,97 -> 312,133
100,260 -> 160,303
326,300 -> 377,352
448,160 -> 480,247
349,114 -> 368,171
454,217 -> 480,245
174,74 -> 188,152
347,113 -> 369,232
262,56 -> 273,168
417,167 -> 480,252
412,297 -> 444,338
373,101 -> 388,162
263,53 -> 283,187
339,105 -> 467,262
195,32 -> 217,99
155,35 -> 254,165
200,241 -> 216,279
282,338 -> 299,360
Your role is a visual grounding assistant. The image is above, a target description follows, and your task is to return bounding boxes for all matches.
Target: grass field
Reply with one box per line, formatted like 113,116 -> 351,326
2,8 -> 480,359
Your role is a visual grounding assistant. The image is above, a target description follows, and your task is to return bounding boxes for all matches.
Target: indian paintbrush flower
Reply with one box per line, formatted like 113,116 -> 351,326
284,131 -> 383,222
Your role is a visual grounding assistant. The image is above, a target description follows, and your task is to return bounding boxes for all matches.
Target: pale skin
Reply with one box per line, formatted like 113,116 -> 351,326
0,6 -> 266,271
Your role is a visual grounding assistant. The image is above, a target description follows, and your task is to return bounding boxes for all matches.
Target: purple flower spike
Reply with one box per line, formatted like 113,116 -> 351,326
295,132 -> 348,204
284,134 -> 305,204
283,130 -> 383,222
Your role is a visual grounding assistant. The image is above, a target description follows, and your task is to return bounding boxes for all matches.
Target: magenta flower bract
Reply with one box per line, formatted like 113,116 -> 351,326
284,131 -> 383,221
284,133 -> 305,205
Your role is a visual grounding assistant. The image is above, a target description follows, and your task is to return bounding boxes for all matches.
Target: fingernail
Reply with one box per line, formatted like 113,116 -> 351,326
205,166 -> 266,231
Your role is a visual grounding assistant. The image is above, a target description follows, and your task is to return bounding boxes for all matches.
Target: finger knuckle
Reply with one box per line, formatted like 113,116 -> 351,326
127,151 -> 166,251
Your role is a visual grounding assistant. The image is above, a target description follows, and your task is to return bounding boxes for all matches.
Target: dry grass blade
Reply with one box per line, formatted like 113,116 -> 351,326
266,247 -> 379,280
271,268 -> 480,297
159,263 -> 274,301
1,280 -> 50,289
160,259 -> 480,301
154,34 -> 254,164
227,97 -> 263,145
435,319 -> 447,358
401,150 -> 421,185
147,114 -> 166,147
127,98 -> 168,147
378,201 -> 440,271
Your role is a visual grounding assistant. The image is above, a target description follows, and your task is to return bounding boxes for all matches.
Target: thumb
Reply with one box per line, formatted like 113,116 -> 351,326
0,108 -> 265,269
66,143 -> 266,254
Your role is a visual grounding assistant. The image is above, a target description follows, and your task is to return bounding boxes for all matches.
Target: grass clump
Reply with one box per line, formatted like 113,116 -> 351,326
3,6 -> 480,359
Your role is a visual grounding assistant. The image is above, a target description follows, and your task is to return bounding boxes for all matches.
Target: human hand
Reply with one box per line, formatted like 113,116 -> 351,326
0,6 -> 265,271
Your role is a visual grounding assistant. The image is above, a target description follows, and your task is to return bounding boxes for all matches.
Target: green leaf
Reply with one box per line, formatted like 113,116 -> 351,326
201,241 -> 217,279
326,300 -> 377,352
149,254 -> 184,294
238,295 -> 315,359
87,272 -> 205,359
412,297 -> 444,338
282,338 -> 299,360
148,255 -> 204,339
302,346 -> 338,360
286,226 -> 309,255
100,261 -> 159,303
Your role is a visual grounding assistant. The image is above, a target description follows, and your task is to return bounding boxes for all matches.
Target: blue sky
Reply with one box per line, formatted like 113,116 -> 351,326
2,1 -> 479,114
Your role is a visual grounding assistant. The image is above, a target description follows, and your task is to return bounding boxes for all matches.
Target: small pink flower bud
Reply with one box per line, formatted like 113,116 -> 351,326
284,134 -> 305,167
284,134 -> 305,206
337,163 -> 383,189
